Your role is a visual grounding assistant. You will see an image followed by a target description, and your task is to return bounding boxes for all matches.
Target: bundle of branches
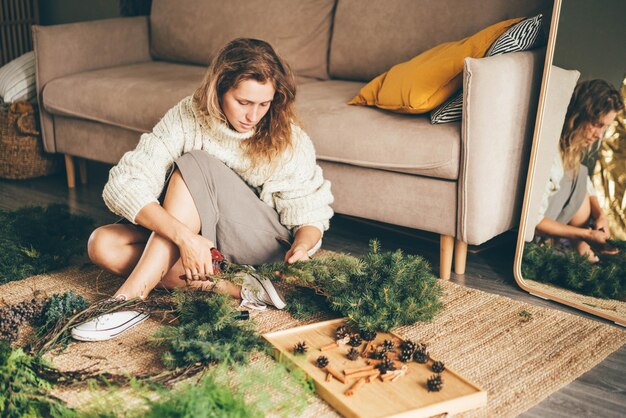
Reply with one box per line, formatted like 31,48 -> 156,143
31,294 -> 175,354
256,240 -> 444,332
0,291 -> 88,344
152,291 -> 265,368
522,241 -> 626,299
0,205 -> 94,284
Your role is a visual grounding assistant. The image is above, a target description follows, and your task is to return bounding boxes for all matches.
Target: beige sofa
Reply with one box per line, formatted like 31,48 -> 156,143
32,0 -> 550,279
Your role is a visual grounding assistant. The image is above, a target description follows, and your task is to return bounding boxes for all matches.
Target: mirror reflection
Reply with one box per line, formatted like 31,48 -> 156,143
517,0 -> 626,323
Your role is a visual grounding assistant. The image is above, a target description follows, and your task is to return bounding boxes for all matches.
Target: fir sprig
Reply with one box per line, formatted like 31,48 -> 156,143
522,242 -> 626,299
0,341 -> 73,417
152,292 -> 265,368
258,240 -> 444,332
0,205 -> 94,284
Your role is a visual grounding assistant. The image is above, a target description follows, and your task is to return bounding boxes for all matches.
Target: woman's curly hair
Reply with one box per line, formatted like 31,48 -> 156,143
560,79 -> 624,172
193,38 -> 298,169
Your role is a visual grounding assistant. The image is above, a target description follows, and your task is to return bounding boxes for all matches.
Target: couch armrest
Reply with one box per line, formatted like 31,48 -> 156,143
33,17 -> 151,153
457,48 -> 545,245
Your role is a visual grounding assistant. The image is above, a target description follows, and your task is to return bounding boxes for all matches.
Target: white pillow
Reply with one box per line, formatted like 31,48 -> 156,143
0,51 -> 36,103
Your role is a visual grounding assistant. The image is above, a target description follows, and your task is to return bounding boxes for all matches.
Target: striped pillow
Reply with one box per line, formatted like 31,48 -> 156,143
0,51 -> 36,104
430,14 -> 543,124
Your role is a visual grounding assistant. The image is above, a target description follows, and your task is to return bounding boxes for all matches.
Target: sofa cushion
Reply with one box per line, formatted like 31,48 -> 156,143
296,80 -> 461,180
329,0 -> 550,81
150,0 -> 335,80
431,14 -> 545,124
347,17 -> 521,114
42,61 -> 205,133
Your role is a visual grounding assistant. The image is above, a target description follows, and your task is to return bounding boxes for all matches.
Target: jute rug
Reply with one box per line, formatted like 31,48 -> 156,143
2,264 -> 624,417
525,278 -> 626,321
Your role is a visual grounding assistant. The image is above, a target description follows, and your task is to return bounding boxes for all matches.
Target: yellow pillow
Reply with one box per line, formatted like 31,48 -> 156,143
348,17 -> 524,114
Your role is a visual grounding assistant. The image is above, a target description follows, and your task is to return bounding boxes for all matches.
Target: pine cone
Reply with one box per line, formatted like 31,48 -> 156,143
0,299 -> 45,342
399,349 -> 413,363
335,325 -> 350,340
380,339 -> 395,352
369,348 -> 389,360
427,374 -> 444,392
346,348 -> 360,361
316,355 -> 329,369
360,329 -> 377,342
415,343 -> 428,355
400,340 -> 416,353
293,341 -> 308,355
348,334 -> 363,347
431,361 -> 445,373
376,356 -> 396,374
413,351 -> 428,364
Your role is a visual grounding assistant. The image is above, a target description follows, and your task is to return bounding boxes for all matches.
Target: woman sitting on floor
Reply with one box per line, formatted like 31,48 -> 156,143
79,38 -> 334,340
535,79 -> 624,261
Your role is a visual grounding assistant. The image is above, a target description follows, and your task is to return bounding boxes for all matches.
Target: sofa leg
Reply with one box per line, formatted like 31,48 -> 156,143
64,155 -> 76,189
78,158 -> 88,185
454,239 -> 468,275
440,235 -> 454,280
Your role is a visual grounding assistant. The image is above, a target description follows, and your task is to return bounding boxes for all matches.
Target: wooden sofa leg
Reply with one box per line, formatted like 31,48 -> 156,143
78,158 -> 88,185
454,239 -> 468,275
440,235 -> 454,280
64,155 -> 76,189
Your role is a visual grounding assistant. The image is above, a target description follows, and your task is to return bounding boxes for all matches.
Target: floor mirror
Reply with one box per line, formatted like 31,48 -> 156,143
514,0 -> 626,326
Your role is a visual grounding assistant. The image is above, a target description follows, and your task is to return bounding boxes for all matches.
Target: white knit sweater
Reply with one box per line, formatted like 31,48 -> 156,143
102,96 -> 334,233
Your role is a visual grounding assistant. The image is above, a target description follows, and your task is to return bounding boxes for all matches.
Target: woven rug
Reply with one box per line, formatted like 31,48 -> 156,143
2,264 -> 624,417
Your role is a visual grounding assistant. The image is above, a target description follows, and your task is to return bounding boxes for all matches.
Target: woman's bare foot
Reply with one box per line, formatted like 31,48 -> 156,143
576,240 -> 599,262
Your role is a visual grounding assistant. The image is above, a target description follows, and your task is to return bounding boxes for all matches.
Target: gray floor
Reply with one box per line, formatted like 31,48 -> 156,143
1,162 -> 624,417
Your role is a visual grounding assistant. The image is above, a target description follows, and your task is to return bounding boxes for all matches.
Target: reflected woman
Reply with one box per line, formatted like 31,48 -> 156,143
535,79 -> 624,261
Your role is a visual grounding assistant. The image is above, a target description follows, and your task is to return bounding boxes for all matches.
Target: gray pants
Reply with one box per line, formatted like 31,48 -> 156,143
544,164 -> 589,224
175,150 -> 291,265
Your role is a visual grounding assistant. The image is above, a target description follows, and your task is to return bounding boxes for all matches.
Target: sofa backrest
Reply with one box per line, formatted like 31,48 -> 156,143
149,0 -> 336,80
329,0 -> 551,81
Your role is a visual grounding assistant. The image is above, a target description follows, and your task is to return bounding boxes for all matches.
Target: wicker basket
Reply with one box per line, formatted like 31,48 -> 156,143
0,101 -> 61,179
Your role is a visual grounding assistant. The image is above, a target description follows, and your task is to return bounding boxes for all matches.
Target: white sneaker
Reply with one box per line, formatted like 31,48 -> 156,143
71,310 -> 149,342
240,271 -> 286,311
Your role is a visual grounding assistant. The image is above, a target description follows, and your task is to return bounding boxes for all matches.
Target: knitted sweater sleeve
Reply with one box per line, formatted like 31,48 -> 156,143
265,126 -> 334,231
102,102 -> 188,223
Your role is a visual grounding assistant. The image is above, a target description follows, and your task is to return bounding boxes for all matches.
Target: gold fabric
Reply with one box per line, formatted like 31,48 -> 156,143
593,74 -> 626,239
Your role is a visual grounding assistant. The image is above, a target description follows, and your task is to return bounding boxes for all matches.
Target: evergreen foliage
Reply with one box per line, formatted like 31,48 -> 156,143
75,362 -> 313,418
0,341 -> 73,418
144,373 -> 257,418
257,240 -> 444,331
0,205 -> 94,284
284,287 -> 333,320
152,291 -> 265,368
522,242 -> 626,299
37,291 -> 90,336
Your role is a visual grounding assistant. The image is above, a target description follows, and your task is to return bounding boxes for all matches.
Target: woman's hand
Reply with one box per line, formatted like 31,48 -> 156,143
593,215 -> 610,239
284,243 -> 310,264
177,230 -> 215,281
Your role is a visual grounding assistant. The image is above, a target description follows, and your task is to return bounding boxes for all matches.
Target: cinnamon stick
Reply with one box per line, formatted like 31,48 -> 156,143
361,341 -> 374,357
346,369 -> 380,381
343,365 -> 375,375
320,342 -> 339,351
367,359 -> 403,368
325,372 -> 333,382
366,370 -> 381,383
380,372 -> 396,382
345,378 -> 366,396
325,366 -> 346,384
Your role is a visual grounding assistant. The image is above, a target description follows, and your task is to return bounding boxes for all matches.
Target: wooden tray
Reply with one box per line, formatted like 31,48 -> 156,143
263,318 -> 487,418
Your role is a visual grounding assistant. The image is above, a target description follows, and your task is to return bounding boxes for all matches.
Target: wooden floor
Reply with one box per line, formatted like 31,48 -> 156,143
1,162 -> 624,417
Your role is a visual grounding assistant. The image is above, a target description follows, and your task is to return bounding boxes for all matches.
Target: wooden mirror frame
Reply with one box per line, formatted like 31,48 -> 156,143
512,0 -> 625,327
